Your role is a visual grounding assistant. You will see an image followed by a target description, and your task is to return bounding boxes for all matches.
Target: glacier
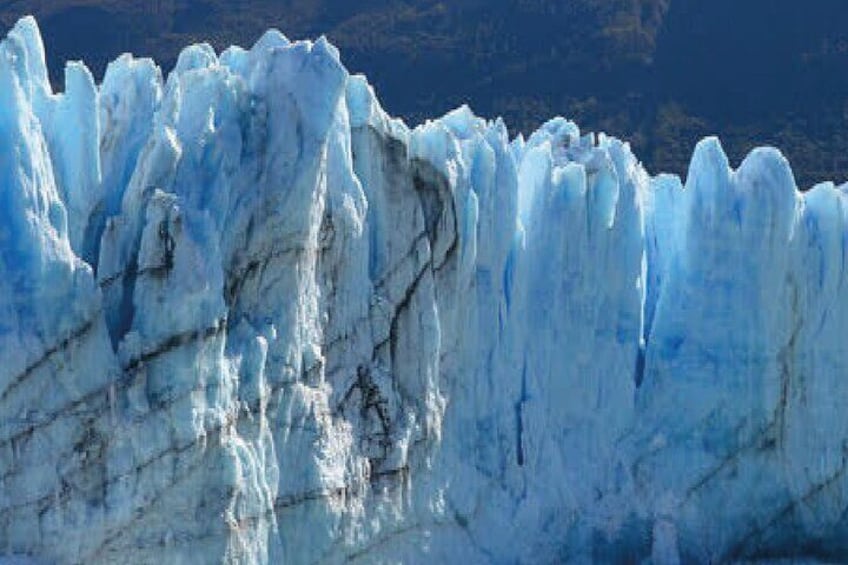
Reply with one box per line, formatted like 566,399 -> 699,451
2,15 -> 848,564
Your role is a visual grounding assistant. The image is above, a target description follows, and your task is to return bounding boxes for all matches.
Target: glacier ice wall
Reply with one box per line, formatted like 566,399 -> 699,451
2,16 -> 848,564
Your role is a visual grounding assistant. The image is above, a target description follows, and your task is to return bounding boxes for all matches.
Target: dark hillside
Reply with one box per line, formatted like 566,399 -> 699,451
3,0 -> 847,187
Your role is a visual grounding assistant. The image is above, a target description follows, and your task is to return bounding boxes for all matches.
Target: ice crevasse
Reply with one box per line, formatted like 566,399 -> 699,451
1,15 -> 848,564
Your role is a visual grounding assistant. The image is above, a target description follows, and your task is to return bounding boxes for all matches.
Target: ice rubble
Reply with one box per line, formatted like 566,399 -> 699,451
2,15 -> 848,564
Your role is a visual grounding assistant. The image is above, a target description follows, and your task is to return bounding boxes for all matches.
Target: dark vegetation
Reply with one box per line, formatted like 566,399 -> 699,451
3,0 -> 848,187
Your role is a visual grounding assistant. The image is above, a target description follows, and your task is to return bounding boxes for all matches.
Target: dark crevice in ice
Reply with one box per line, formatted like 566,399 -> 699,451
515,359 -> 528,467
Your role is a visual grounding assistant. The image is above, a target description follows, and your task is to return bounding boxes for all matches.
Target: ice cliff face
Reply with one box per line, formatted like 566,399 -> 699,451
2,16 -> 848,564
